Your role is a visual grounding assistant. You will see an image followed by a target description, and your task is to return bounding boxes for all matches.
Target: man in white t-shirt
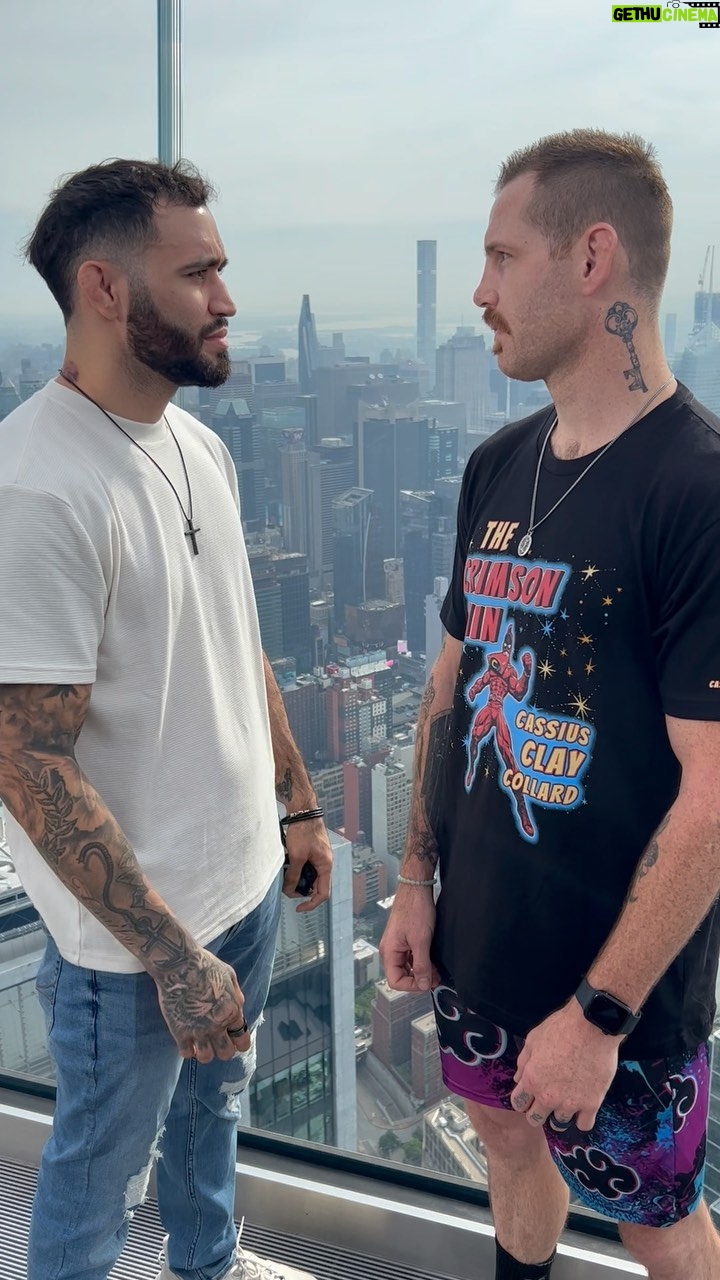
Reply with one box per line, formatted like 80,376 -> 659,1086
0,159 -> 332,1280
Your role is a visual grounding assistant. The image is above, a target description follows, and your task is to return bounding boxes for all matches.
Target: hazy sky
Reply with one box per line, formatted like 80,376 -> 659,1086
1,0 -> 719,338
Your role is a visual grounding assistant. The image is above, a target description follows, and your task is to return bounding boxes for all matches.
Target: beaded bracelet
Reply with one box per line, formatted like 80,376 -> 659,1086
397,873 -> 437,887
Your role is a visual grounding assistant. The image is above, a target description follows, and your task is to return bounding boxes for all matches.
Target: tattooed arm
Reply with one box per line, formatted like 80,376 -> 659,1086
262,653 -> 318,810
380,633 -> 463,992
0,683 -> 247,1063
262,655 -> 332,908
586,714 -> 720,1008
401,632 -> 462,878
510,714 -> 720,1132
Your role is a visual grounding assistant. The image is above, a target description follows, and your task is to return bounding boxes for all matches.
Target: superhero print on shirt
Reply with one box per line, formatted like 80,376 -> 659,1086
462,524 -> 598,843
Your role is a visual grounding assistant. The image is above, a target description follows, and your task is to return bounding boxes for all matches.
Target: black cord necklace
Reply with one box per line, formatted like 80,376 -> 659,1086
58,371 -> 201,555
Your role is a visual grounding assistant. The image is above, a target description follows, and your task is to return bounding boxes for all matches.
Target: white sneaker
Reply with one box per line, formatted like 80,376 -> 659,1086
155,1220 -> 318,1280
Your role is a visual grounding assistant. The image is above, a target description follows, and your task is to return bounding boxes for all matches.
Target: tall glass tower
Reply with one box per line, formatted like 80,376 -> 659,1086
416,240 -> 437,391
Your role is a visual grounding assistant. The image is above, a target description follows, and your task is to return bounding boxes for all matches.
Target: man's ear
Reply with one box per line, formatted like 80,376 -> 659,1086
74,259 -> 129,320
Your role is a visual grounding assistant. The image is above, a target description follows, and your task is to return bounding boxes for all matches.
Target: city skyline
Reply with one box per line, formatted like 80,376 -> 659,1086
1,0 -> 719,328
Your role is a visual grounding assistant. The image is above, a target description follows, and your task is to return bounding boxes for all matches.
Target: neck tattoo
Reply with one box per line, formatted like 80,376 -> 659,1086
58,371 -> 201,556
517,375 -> 675,558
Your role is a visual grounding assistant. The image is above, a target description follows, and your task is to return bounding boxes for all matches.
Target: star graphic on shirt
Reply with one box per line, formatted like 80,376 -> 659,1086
568,692 -> 592,720
567,667 -> 573,677
578,633 -> 593,646
483,765 -> 490,777
602,596 -> 613,607
585,659 -> 596,676
541,620 -> 554,638
560,609 -> 569,621
538,658 -> 555,680
559,648 -> 568,658
581,565 -> 599,581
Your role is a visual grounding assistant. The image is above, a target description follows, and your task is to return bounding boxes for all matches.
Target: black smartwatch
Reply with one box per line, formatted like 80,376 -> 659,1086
575,978 -> 641,1038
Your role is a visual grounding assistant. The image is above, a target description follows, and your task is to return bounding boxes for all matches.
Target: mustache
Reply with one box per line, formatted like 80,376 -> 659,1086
201,319 -> 229,338
483,308 -> 510,335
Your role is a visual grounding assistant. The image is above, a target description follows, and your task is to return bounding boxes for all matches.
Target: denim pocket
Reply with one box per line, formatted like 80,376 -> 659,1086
35,944 -> 63,1036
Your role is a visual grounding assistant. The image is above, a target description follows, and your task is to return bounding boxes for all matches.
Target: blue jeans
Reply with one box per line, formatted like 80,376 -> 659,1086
29,873 -> 282,1280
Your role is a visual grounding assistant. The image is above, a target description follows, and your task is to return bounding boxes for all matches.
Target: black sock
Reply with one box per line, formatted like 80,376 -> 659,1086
495,1236 -> 556,1279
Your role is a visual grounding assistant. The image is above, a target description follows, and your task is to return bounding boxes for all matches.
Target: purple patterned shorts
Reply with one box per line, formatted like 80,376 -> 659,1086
432,983 -> 710,1226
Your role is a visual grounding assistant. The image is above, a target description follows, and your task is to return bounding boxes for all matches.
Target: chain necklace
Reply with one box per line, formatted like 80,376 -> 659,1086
58,372 -> 201,555
517,376 -> 675,558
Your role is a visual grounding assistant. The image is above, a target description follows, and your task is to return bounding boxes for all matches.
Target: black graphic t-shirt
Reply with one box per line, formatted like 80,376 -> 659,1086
435,382 -> 720,1059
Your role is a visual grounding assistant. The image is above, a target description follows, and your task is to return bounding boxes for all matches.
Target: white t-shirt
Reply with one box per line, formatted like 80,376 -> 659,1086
0,381 -> 283,972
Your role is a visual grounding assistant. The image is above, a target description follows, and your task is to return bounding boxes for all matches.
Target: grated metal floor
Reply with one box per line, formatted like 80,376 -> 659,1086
1,1159 -> 461,1280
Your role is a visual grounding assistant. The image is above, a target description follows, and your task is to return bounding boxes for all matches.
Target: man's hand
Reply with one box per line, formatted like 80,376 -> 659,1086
379,886 -> 440,993
281,818 -> 333,912
510,998 -> 622,1131
154,948 -> 251,1063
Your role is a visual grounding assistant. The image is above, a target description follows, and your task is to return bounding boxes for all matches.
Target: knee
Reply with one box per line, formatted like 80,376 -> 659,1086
466,1101 -> 546,1160
619,1216 -> 692,1271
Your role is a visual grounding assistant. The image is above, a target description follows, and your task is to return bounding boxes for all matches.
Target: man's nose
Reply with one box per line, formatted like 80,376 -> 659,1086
212,280 -> 237,318
473,274 -> 497,309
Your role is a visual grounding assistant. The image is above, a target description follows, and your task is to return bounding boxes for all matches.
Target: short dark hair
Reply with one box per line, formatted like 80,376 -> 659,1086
496,129 -> 673,309
25,158 -> 215,321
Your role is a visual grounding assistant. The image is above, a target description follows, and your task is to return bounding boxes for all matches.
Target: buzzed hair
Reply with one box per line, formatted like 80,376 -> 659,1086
496,129 -> 673,310
25,158 -> 215,322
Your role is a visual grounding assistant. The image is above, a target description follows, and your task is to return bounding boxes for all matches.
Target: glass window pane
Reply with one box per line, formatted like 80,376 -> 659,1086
2,0 -> 720,1258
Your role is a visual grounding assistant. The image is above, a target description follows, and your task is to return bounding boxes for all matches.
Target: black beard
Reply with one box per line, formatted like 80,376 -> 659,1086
126,286 -> 231,388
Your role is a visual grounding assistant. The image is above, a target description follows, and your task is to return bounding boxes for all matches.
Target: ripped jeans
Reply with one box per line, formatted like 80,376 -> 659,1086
29,872 -> 282,1280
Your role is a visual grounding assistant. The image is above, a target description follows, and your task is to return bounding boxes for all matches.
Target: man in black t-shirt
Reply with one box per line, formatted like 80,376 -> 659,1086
380,129 -> 720,1280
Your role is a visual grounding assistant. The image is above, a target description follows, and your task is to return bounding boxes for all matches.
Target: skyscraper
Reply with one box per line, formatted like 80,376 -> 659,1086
416,240 -> 437,392
246,831 -> 356,1151
211,398 -> 265,531
674,322 -> 720,414
356,410 -> 432,560
298,293 -> 320,395
307,440 -> 357,584
248,549 -> 313,673
400,491 -> 438,655
435,327 -> 489,431
371,754 -> 413,874
332,487 -> 385,631
279,428 -> 309,556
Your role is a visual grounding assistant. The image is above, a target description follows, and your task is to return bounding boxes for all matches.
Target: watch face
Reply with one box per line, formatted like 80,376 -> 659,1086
588,992 -> 632,1036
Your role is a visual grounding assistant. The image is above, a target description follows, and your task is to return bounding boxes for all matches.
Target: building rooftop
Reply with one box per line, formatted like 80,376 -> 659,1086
212,397 -> 252,417
352,939 -> 379,963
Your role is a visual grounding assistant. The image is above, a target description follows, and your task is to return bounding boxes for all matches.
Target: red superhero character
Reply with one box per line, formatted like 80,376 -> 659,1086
465,624 -> 535,839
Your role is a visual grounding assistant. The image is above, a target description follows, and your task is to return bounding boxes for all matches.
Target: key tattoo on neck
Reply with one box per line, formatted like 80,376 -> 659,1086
605,301 -> 648,392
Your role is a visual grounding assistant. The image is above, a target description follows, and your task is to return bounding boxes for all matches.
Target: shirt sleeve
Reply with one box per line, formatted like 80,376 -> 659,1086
0,486 -> 107,683
655,514 -> 720,721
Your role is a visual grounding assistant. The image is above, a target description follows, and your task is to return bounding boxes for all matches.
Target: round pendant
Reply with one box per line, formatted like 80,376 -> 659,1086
518,533 -> 532,557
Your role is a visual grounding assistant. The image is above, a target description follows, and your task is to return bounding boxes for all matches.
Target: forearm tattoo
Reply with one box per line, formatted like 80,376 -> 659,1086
604,301 -> 648,393
405,659 -> 452,867
276,767 -> 293,803
0,684 -> 202,984
422,711 -> 450,837
628,814 -> 670,903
